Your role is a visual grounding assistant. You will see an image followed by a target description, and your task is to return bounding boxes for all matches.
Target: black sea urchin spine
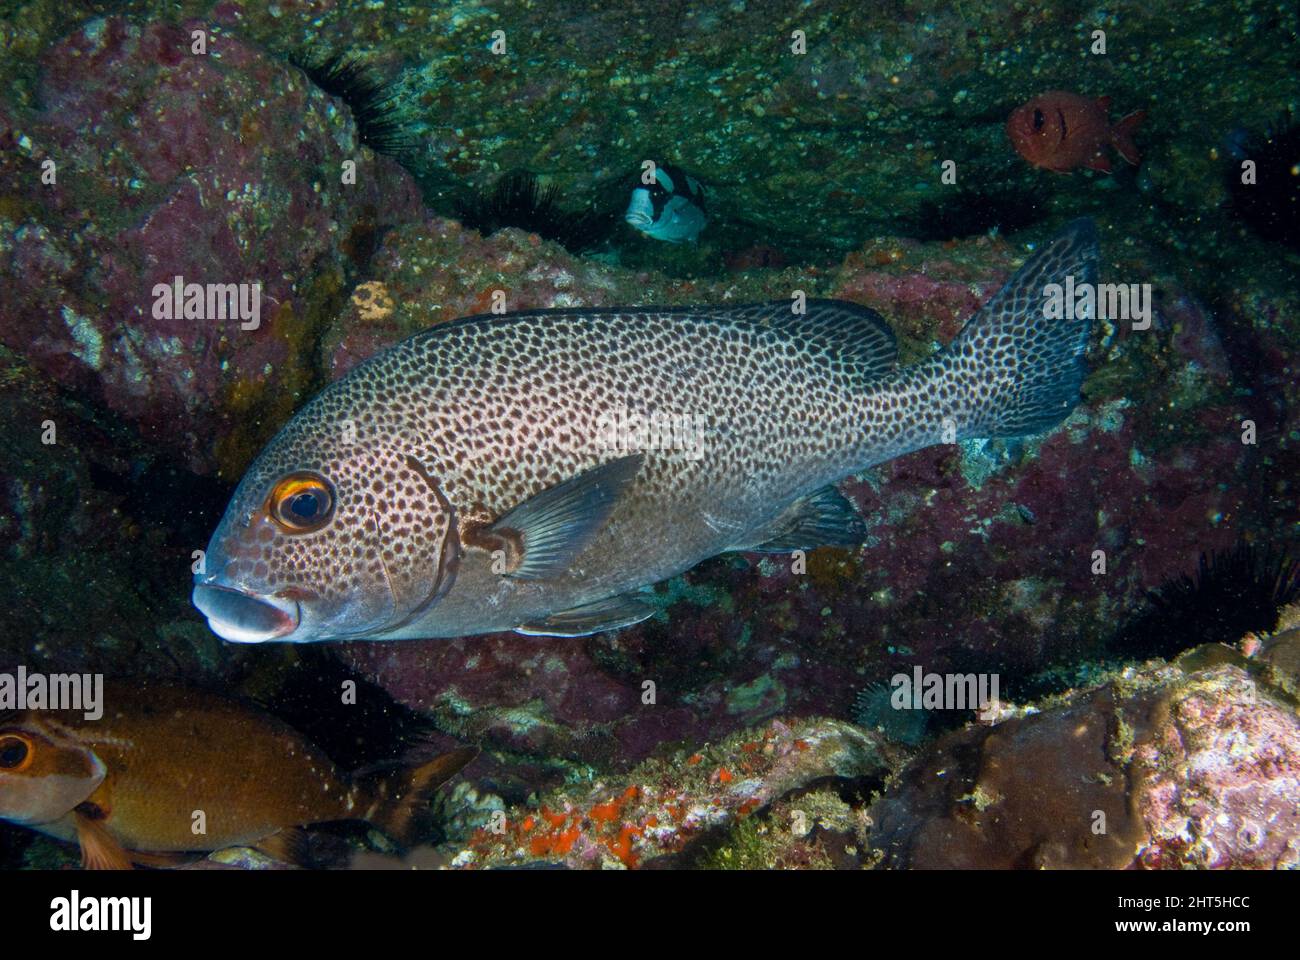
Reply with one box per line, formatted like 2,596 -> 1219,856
1118,543 -> 1300,661
295,51 -> 420,160
456,170 -> 616,253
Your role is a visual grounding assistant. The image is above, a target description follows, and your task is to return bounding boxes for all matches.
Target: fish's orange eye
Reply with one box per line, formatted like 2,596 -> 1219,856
268,472 -> 336,533
0,734 -> 31,771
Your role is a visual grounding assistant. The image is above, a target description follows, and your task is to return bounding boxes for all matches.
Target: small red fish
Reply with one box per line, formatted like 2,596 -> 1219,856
1007,91 -> 1146,173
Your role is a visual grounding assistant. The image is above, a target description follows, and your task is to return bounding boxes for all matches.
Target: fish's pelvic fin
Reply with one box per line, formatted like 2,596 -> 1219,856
489,454 -> 643,579
944,218 -> 1098,439
1111,110 -> 1147,166
515,593 -> 656,637
360,747 -> 478,847
732,485 -> 868,552
74,808 -> 133,870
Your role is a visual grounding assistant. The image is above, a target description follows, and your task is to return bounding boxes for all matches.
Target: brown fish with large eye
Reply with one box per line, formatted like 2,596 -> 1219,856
0,682 -> 475,869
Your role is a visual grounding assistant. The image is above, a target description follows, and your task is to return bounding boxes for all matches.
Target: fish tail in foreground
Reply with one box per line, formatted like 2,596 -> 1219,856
947,217 -> 1098,439
867,218 -> 1098,461
357,747 -> 478,846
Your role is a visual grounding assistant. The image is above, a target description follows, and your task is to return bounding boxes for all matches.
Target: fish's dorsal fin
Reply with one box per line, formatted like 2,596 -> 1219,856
515,593 -> 656,637
488,454 -> 643,580
702,300 -> 898,382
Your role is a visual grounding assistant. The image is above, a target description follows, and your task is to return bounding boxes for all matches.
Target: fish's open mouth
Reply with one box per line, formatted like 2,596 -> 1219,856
192,583 -> 300,643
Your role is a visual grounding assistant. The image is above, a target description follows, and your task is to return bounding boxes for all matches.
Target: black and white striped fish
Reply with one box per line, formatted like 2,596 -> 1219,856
624,162 -> 707,242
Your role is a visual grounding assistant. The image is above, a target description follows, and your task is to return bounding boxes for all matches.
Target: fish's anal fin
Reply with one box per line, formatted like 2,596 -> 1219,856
1086,152 -> 1112,173
516,594 -> 655,637
253,827 -> 314,867
74,807 -> 133,871
732,485 -> 868,552
489,454 -> 643,580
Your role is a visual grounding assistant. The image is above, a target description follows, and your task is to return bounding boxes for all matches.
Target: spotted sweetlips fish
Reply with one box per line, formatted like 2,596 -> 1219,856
193,220 -> 1099,644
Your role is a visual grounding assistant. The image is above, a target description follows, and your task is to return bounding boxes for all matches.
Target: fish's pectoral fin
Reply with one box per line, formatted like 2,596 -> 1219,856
732,485 -> 868,552
74,807 -> 133,871
489,454 -> 643,580
516,594 -> 656,637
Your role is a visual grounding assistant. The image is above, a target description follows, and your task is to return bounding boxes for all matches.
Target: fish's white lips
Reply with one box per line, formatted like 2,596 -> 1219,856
192,583 -> 300,644
205,615 -> 294,644
624,189 -> 654,230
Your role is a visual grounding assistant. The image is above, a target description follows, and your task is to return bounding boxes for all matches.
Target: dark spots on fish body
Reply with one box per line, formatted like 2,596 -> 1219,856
226,305 -> 921,627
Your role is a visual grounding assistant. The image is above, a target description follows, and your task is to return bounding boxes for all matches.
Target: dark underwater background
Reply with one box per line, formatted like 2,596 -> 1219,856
0,0 -> 1298,869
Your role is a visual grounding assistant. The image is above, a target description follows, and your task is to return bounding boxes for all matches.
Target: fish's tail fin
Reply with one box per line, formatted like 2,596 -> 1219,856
1111,110 -> 1147,165
358,746 -> 478,846
941,218 -> 1098,440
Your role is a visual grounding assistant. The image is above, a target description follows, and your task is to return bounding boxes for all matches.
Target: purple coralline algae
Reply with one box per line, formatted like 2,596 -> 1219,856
0,17 -> 422,474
